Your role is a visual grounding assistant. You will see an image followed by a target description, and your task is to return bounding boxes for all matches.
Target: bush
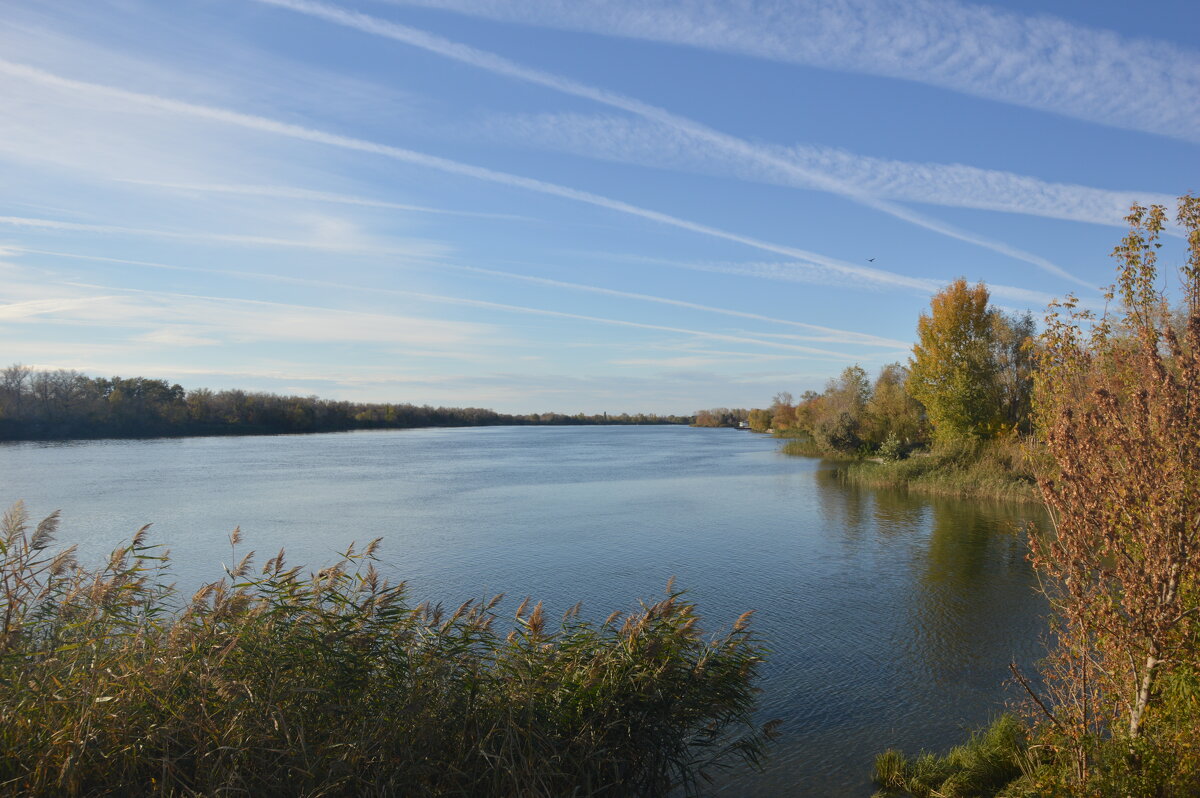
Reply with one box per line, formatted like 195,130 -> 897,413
0,502 -> 774,797
872,715 -> 1030,798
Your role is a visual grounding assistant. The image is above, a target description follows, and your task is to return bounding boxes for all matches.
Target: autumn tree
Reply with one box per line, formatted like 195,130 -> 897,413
992,311 -> 1036,434
747,407 -> 772,432
863,362 -> 927,449
908,279 -> 1004,442
811,365 -> 871,453
1029,196 -> 1200,787
769,391 -> 796,431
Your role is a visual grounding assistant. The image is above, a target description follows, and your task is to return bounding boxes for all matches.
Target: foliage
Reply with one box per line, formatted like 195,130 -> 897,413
991,312 -> 1037,435
839,438 -> 1037,502
872,715 -> 1031,798
864,363 -> 928,451
747,408 -> 773,432
1024,195 -> 1200,789
810,366 -> 870,453
908,279 -> 1005,442
0,502 -> 774,797
691,407 -> 750,428
0,366 -> 690,441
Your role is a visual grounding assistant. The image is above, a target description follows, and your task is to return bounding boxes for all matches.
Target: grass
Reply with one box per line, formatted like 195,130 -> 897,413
872,715 -> 1032,798
0,502 -> 774,797
778,436 -> 857,461
783,437 -> 1039,503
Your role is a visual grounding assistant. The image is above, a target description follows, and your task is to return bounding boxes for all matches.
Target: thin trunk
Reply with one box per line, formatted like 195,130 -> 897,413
1129,654 -> 1159,739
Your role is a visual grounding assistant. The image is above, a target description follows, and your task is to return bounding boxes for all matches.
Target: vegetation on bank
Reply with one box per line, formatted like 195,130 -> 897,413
0,366 -> 689,441
838,440 -> 1037,503
0,503 -> 773,797
691,407 -> 750,428
871,197 -> 1200,796
753,263 -> 1038,500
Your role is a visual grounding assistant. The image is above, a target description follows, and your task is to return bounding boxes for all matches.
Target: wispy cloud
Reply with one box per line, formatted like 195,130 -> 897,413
570,251 -> 1076,310
0,214 -> 448,257
3,280 -> 491,347
484,112 -> 1181,232
254,0 -> 1088,286
447,262 -> 913,348
12,248 -> 869,359
380,0 -> 1200,143
119,180 -> 533,221
0,58 -> 961,294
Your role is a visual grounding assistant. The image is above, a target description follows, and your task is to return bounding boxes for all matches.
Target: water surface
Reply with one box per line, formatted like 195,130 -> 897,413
0,426 -> 1047,796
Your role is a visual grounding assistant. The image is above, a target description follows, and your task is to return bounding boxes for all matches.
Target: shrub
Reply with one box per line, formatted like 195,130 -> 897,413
0,502 -> 774,797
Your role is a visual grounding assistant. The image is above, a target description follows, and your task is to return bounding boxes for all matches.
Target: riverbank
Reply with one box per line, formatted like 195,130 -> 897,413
782,438 -> 1039,503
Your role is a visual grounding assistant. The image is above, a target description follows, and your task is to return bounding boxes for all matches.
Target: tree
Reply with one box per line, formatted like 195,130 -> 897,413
747,408 -> 772,432
811,365 -> 871,453
863,363 -> 927,450
1029,196 -> 1200,784
992,311 -> 1037,434
769,392 -> 795,431
908,279 -> 1003,442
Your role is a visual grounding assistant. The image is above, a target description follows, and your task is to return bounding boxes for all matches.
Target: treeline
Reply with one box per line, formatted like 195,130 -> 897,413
750,279 -> 1036,459
691,407 -> 750,428
0,367 -> 689,441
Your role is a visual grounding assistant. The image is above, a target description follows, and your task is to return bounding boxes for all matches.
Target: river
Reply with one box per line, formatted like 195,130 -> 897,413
0,425 -> 1047,796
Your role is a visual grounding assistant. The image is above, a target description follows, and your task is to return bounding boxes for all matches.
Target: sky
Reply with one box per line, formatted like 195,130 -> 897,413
1,0 -> 1197,414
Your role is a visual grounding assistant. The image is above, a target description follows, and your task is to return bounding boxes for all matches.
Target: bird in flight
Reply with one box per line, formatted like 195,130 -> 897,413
867,257 -> 876,262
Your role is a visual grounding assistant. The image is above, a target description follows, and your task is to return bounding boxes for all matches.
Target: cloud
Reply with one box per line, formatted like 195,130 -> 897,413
483,112 -> 1181,232
7,250 -> 867,359
569,251 -> 1076,310
0,58 -> 962,294
0,214 -> 448,257
119,180 -> 533,221
254,0 -> 1088,285
379,0 -> 1200,143
1,278 -> 493,349
449,262 -> 913,348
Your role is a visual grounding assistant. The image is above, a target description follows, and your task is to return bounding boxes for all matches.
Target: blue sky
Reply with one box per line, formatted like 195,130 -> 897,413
2,0 -> 1196,414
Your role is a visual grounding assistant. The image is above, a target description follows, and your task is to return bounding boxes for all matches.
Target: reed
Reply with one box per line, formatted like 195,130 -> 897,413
836,439 -> 1038,503
0,502 -> 773,797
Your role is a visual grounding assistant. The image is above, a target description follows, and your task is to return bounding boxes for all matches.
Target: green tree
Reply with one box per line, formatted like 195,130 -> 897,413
908,279 -> 1003,442
863,362 -> 926,450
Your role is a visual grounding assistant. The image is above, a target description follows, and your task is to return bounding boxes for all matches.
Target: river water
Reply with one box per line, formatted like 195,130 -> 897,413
0,425 -> 1047,796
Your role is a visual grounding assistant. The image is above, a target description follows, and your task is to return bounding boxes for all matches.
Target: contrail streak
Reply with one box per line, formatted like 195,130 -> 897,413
17,248 -> 864,358
253,0 -> 1090,287
0,58 -> 939,292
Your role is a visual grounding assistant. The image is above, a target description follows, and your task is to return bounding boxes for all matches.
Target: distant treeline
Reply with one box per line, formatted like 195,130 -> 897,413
691,408 -> 750,428
0,366 -> 690,441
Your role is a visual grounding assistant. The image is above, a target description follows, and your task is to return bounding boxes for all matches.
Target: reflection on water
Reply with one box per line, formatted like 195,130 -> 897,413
0,427 -> 1047,797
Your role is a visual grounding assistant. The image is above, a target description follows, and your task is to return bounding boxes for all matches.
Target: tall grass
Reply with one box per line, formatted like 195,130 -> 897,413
836,439 -> 1037,503
872,715 -> 1032,798
0,502 -> 774,797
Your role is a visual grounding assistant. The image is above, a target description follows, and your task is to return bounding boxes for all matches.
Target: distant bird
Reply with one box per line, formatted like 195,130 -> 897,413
867,258 -> 876,262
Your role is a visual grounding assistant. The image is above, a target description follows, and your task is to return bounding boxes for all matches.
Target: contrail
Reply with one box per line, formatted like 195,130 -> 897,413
119,179 -> 533,221
0,214 -> 442,256
0,58 -> 938,292
449,262 -> 913,348
20,246 -> 909,347
373,0 -> 1200,143
18,248 -> 865,358
252,0 -> 1091,288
